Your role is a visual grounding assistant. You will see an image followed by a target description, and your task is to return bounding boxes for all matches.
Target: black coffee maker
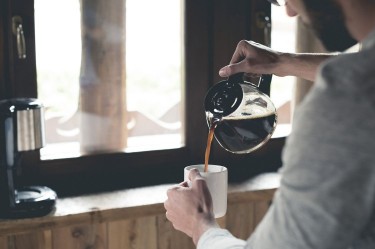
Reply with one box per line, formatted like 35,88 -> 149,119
0,98 -> 57,218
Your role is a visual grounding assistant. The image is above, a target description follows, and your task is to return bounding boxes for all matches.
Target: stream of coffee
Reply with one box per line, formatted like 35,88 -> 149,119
204,125 -> 215,172
204,118 -> 218,172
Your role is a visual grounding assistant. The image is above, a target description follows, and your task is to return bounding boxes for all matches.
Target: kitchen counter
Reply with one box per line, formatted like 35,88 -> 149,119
0,172 -> 280,236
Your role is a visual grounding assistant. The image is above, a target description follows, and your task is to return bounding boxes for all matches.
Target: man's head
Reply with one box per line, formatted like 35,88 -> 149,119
302,0 -> 357,52
284,0 -> 357,52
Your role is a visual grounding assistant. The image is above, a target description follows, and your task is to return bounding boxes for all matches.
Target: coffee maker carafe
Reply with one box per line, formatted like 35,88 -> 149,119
204,73 -> 277,154
0,98 -> 56,218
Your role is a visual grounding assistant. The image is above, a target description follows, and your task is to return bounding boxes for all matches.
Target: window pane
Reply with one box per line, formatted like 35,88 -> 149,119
35,0 -> 185,159
125,0 -> 184,151
270,6 -> 296,123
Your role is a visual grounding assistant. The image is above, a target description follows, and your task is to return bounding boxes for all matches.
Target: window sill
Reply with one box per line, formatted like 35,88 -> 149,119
0,172 -> 280,236
33,123 -> 289,197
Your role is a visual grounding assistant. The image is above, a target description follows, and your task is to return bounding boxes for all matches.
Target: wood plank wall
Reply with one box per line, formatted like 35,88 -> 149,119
0,200 -> 270,249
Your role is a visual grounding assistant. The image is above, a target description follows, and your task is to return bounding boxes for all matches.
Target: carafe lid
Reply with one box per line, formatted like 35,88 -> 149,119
204,73 -> 243,116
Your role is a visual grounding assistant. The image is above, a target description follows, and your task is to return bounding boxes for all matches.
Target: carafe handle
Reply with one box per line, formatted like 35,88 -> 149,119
227,73 -> 245,85
258,74 -> 272,96
228,73 -> 272,96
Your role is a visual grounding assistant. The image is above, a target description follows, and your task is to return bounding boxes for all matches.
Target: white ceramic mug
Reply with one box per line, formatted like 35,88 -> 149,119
184,164 -> 228,218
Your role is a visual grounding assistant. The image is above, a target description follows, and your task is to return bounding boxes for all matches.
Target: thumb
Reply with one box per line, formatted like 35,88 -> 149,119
188,168 -> 203,182
219,61 -> 247,77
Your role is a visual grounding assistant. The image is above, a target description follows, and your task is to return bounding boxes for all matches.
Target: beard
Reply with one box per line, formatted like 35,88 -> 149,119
302,0 -> 357,52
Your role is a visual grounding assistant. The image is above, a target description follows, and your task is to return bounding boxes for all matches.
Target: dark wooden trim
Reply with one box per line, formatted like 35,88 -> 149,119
0,0 -> 12,99
250,0 -> 271,43
184,0 -> 213,164
10,0 -> 38,98
212,0 -> 253,84
19,137 -> 284,197
33,148 -> 191,196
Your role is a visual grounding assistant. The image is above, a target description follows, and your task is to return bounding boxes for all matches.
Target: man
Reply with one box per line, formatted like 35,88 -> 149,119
164,0 -> 375,248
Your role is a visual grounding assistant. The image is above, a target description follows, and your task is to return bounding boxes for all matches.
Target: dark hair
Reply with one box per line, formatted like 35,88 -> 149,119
301,0 -> 357,51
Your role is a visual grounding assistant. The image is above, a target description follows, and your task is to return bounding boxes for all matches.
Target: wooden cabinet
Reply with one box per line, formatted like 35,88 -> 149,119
0,173 -> 279,249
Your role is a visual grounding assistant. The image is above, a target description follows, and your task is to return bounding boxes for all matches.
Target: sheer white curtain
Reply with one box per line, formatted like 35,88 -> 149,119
79,0 -> 127,153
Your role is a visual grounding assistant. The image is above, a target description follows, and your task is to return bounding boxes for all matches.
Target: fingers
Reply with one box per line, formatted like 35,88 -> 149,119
229,40 -> 248,65
219,61 -> 245,77
219,40 -> 250,77
165,185 -> 183,212
219,65 -> 233,77
164,174 -> 214,240
188,168 -> 203,181
179,181 -> 189,187
165,184 -> 185,204
219,40 -> 277,78
285,2 -> 298,17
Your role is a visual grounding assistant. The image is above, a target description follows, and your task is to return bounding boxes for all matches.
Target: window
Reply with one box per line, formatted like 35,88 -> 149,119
35,0 -> 185,159
270,5 -> 296,124
1,0 -> 283,196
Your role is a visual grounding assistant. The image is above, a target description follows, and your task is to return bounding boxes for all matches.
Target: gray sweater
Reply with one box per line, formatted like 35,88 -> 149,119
198,30 -> 375,249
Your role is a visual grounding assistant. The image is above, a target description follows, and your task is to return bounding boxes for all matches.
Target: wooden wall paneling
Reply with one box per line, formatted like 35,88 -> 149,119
7,230 -> 51,249
226,202 -> 255,240
0,236 -> 7,249
253,201 -> 271,230
108,216 -> 158,249
0,175 -> 278,249
226,200 -> 271,242
155,214 -> 195,249
216,216 -> 226,228
43,230 -> 53,249
51,223 -> 107,249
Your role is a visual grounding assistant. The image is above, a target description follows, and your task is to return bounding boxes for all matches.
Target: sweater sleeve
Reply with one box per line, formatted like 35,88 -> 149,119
197,228 -> 246,249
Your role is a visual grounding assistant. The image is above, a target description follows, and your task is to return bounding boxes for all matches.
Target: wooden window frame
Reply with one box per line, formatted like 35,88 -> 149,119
0,0 -> 283,197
